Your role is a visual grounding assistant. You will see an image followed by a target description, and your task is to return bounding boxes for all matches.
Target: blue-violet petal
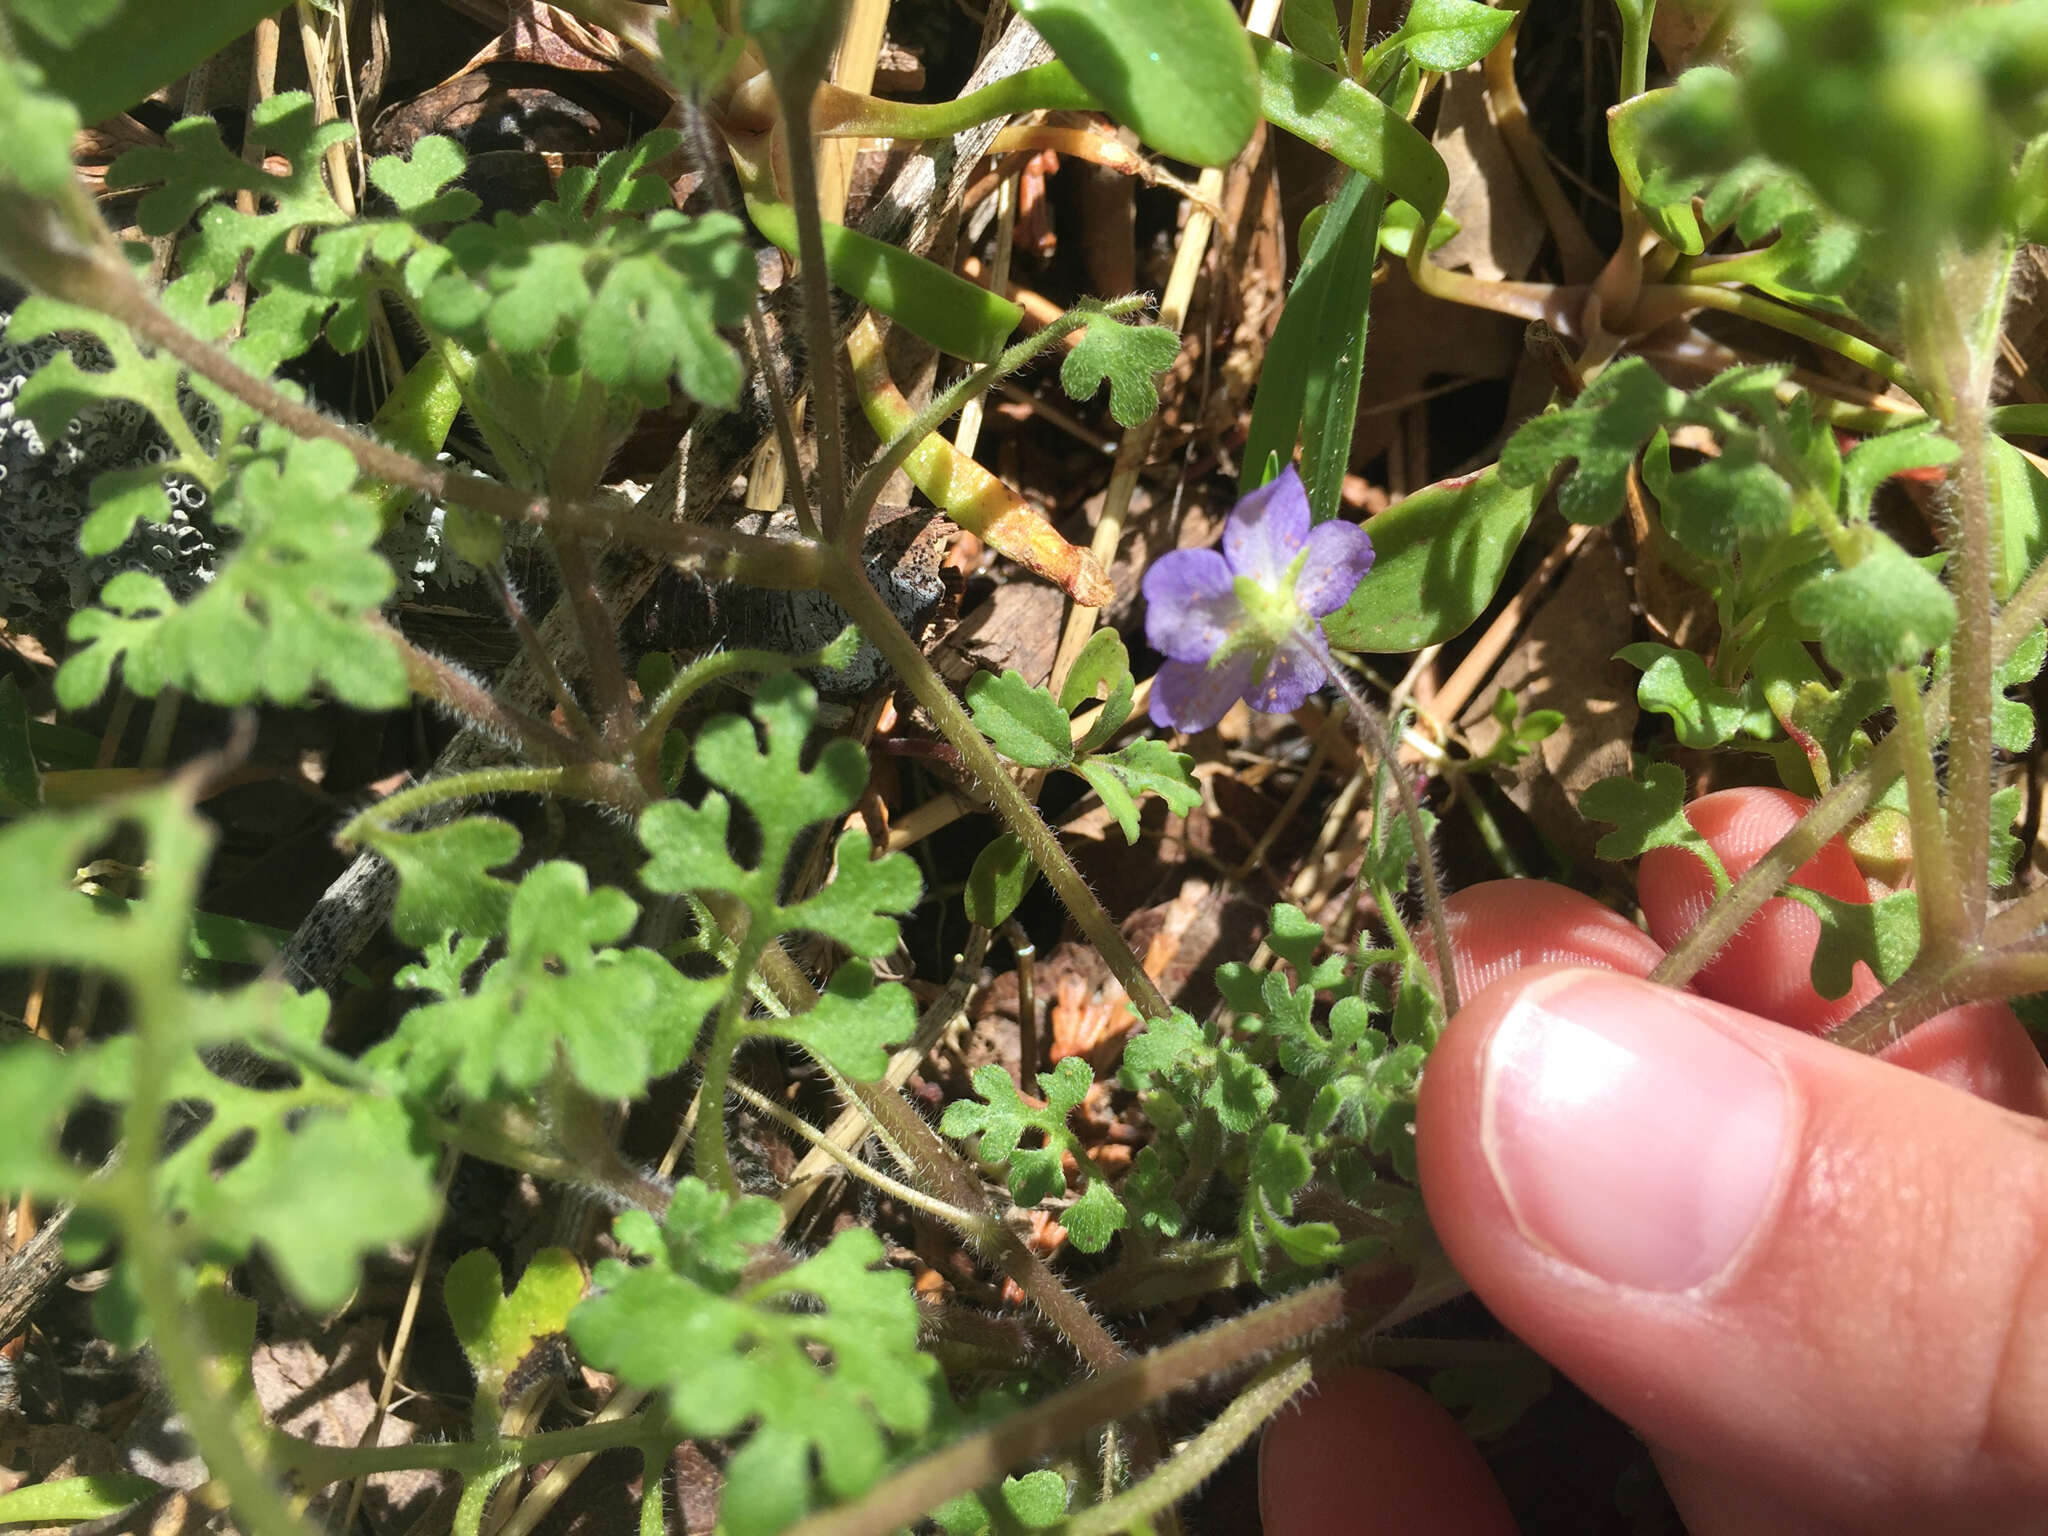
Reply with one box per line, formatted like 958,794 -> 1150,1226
1223,465 -> 1313,584
1245,642 -> 1326,715
1293,518 -> 1375,618
1150,651 -> 1257,733
1142,547 -> 1243,663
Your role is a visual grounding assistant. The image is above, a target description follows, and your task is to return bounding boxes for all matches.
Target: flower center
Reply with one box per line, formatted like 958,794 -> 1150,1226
1231,552 -> 1310,643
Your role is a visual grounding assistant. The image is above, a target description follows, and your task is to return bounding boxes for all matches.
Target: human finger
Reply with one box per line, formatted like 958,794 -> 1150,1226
1258,1367 -> 1517,1536
1419,964 -> 2048,1533
1636,786 -> 1879,1031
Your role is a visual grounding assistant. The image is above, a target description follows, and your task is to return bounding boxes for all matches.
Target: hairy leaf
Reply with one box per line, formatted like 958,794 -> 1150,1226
572,1183 -> 938,1536
1581,763 -> 1728,888
1060,310 -> 1180,429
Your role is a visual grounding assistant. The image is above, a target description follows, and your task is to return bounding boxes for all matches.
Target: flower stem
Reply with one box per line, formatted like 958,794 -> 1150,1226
822,554 -> 1169,1020
1904,253 -> 2006,942
694,928 -> 771,1196
1307,636 -> 1461,1018
1628,283 -> 1919,398
783,1282 -> 1345,1536
1657,545 -> 2048,993
1886,668 -> 1968,963
1061,1356 -> 1313,1536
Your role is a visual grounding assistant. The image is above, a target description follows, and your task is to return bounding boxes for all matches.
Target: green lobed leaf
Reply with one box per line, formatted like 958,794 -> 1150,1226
762,961 -> 914,1082
1580,762 -> 1729,888
363,816 -> 521,947
1990,782 -> 2026,887
1640,431 -> 1796,562
1059,627 -> 1137,752
1499,358 -> 1687,524
1841,423 -> 1958,521
1790,533 -> 1957,679
445,1247 -> 585,1417
1060,310 -> 1181,429
1782,886 -> 1921,999
1994,625 -> 2048,755
636,677 -> 922,1085
1078,738 -> 1201,844
942,1058 -> 1126,1249
999,1470 -> 1072,1529
575,1188 -> 938,1536
1617,642 -> 1768,750
0,976 -> 439,1311
966,670 -> 1075,769
58,436 -> 407,711
1265,902 -> 1351,993
366,135 -> 480,222
1321,466 -> 1541,651
1010,0 -> 1260,167
1750,635 -> 1886,792
372,861 -> 714,1103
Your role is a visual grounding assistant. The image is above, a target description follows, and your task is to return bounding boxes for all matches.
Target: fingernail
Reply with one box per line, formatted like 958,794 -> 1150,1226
1481,972 -> 1789,1291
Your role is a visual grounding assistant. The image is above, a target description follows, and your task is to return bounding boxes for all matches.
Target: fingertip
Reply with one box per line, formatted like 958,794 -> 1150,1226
1426,881 -> 1665,1003
1417,964 -> 2048,1527
1259,1368 -> 1516,1536
1878,1000 -> 2048,1117
1638,787 -> 1876,1031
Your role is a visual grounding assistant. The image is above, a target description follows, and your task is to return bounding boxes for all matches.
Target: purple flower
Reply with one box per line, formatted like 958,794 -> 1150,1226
1142,466 -> 1374,732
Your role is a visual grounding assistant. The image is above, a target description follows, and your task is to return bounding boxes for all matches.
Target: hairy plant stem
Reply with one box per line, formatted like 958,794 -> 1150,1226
1655,546 -> 2048,995
378,618 -> 595,768
843,299 -> 1136,534
730,1080 -> 993,1232
768,69 -> 851,549
632,641 -> 839,787
676,91 -> 819,539
783,1281 -> 1346,1536
1987,879 -> 2048,947
695,928 -> 772,1195
837,1069 -> 1127,1375
51,246 -> 813,580
1061,1356 -> 1313,1536
275,1403 -> 658,1484
545,528 -> 637,758
1833,940 -> 2048,1051
1308,638 -> 1460,1018
822,555 -> 1168,1019
1906,254 -> 2005,941
338,766 -> 576,845
487,563 -> 604,751
1886,670 -> 1967,962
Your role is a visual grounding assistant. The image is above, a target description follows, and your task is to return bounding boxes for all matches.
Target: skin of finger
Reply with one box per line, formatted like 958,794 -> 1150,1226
1638,786 -> 1882,1030
1258,1368 -> 1517,1536
1418,964 -> 2048,1533
1633,786 -> 2047,1114
1421,879 -> 1667,1001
